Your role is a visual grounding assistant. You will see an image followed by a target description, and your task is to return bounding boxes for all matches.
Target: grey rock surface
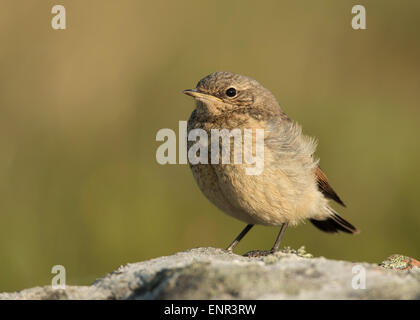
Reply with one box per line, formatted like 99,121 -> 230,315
1,247 -> 420,300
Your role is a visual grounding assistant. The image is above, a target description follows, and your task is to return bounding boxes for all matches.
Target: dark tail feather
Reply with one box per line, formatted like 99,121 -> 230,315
310,212 -> 359,234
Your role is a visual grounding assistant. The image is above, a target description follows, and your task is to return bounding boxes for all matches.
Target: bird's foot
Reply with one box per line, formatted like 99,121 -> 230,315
243,249 -> 276,258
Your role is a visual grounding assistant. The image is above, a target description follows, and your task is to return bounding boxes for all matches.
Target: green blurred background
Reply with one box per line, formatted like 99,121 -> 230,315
0,0 -> 419,291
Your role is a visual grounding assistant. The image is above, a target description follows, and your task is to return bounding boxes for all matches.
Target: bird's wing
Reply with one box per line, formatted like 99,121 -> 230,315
265,117 -> 345,207
315,165 -> 346,207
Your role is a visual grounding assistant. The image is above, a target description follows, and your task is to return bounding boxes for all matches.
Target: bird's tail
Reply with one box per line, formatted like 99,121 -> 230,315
309,209 -> 359,234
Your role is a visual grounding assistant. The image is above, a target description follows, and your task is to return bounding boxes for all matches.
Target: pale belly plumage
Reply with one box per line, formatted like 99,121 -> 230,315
189,147 -> 329,226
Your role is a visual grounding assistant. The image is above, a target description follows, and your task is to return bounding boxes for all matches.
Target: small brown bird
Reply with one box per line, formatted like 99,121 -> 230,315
184,72 -> 358,256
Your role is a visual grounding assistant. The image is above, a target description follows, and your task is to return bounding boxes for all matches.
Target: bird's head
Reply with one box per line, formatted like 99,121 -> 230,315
183,72 -> 282,119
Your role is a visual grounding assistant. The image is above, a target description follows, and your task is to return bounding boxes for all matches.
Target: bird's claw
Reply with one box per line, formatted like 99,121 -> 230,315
243,250 -> 276,257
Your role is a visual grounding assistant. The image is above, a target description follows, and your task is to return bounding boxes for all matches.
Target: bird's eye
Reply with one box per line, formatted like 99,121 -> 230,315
225,87 -> 237,97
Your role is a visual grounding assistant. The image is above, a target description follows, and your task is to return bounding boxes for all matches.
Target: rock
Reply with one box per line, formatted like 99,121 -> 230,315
1,247 -> 419,300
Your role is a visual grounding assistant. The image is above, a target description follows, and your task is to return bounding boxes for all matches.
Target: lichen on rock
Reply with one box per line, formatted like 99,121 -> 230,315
379,254 -> 420,271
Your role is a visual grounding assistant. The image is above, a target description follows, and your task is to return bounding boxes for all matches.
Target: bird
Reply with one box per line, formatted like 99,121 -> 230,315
183,71 -> 358,256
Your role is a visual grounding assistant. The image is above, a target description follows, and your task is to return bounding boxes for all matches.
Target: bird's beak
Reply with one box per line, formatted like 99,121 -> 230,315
183,88 -> 199,97
183,89 -> 222,102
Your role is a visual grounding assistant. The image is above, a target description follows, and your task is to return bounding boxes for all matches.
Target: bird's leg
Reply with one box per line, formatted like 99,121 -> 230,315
270,222 -> 289,253
226,224 -> 254,252
244,223 -> 289,257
